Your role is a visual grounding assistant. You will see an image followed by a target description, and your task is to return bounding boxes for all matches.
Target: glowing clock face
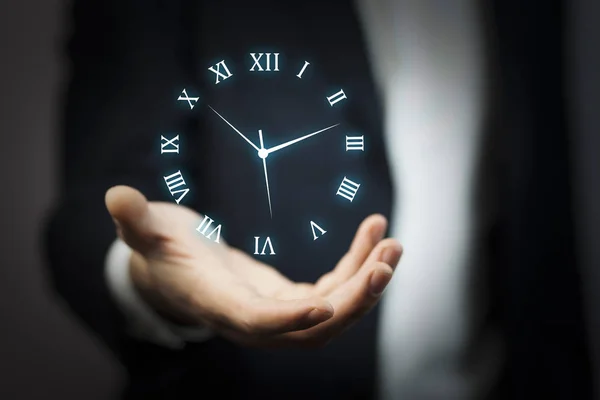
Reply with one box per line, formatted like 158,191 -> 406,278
159,50 -> 366,261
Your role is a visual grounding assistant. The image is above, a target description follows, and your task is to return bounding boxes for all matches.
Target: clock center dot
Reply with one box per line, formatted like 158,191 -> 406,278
258,148 -> 269,159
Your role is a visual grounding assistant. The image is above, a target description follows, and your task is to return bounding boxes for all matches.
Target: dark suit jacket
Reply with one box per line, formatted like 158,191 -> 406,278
44,0 -> 592,399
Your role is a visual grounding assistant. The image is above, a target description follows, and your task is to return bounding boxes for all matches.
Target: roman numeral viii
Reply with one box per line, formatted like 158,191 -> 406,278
163,170 -> 190,204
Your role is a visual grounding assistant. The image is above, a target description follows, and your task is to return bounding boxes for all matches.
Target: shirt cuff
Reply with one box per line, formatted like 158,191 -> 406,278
104,238 -> 214,349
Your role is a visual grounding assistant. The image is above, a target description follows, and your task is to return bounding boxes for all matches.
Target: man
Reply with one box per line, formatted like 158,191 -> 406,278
45,0 -> 592,399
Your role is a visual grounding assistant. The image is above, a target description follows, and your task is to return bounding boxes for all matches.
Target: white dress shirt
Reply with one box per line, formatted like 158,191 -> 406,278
106,1 -> 496,398
355,0 -> 497,398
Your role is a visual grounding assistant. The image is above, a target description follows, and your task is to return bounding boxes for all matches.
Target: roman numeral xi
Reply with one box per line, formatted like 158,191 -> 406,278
208,60 -> 233,84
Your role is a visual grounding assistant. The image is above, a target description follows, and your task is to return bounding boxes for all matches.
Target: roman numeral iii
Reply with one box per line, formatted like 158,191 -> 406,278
208,60 -> 233,84
254,236 -> 275,255
161,135 -> 180,154
336,176 -> 360,202
196,215 -> 222,243
163,170 -> 190,204
250,53 -> 280,72
345,135 -> 364,151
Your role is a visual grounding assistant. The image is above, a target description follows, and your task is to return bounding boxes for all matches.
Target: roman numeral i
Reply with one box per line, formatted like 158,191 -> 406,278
310,221 -> 327,241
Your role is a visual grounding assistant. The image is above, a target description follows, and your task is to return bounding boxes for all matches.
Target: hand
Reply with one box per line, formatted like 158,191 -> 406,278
105,186 -> 402,348
265,123 -> 340,155
208,105 -> 260,151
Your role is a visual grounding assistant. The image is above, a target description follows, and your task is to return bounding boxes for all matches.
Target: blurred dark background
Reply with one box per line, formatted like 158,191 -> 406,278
0,0 -> 598,398
0,1 -> 121,399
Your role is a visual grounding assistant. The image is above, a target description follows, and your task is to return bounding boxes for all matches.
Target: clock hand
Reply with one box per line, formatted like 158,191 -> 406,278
258,130 -> 273,218
265,123 -> 340,155
207,105 -> 260,151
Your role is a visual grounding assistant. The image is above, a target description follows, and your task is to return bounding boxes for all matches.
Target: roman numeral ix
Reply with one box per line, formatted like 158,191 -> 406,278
161,135 -> 180,154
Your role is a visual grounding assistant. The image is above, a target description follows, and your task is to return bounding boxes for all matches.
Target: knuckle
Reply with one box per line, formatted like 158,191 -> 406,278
317,272 -> 342,291
239,317 -> 261,336
316,272 -> 335,285
237,305 -> 262,336
338,253 -> 354,266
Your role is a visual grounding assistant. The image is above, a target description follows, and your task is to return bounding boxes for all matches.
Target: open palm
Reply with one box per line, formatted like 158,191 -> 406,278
106,186 -> 402,348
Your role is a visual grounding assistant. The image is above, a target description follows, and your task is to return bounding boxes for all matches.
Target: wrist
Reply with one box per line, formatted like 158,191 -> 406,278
129,251 -> 201,327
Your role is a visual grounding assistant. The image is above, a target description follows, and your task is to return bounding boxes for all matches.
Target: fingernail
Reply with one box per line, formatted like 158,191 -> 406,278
369,268 -> 393,296
381,247 -> 401,268
371,224 -> 386,242
306,308 -> 333,325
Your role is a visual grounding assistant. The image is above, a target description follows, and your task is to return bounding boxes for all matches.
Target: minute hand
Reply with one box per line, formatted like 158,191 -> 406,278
265,123 -> 340,155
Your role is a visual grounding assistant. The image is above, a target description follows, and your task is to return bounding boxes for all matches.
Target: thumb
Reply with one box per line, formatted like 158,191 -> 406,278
105,185 -> 163,255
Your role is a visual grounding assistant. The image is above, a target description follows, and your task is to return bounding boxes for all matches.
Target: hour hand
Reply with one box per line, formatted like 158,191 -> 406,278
207,105 -> 260,151
265,123 -> 340,155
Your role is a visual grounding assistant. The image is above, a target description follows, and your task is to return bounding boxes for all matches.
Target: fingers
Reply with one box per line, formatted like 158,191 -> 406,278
105,185 -> 164,255
206,291 -> 335,345
348,214 -> 388,259
328,243 -> 402,316
314,214 -> 387,295
281,242 -> 402,347
238,297 -> 334,335
360,238 -> 403,273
